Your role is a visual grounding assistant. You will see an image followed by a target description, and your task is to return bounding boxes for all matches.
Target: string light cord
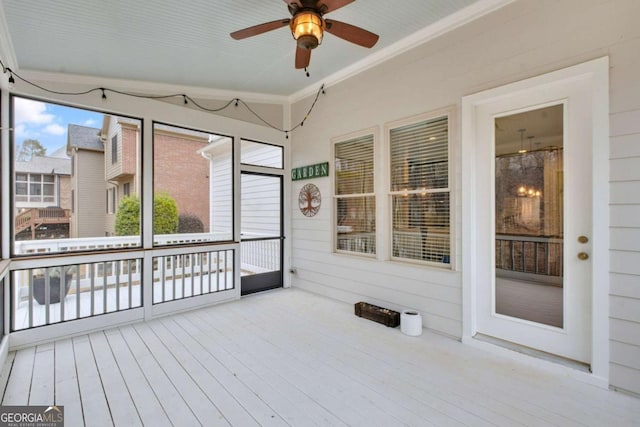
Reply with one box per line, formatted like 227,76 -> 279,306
0,59 -> 325,137
236,83 -> 324,134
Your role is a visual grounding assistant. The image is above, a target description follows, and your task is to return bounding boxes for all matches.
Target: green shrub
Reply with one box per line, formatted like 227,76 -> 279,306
178,213 -> 204,233
154,193 -> 179,234
115,196 -> 140,236
114,193 -> 179,236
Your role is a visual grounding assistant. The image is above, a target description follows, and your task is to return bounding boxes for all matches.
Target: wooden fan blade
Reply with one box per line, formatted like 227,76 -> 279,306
295,47 -> 311,69
318,0 -> 355,14
324,19 -> 379,48
230,19 -> 290,40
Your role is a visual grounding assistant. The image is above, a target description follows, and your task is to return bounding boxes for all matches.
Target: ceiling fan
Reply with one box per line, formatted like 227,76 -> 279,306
230,0 -> 379,69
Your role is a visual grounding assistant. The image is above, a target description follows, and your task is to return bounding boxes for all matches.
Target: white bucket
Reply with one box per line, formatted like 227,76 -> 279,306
401,310 -> 423,336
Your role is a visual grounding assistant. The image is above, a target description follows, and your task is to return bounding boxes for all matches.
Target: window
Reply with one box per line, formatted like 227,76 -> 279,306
111,135 -> 118,164
105,187 -> 118,214
153,123 -> 233,245
334,133 -> 375,255
123,182 -> 130,197
11,96 -> 141,254
389,115 -> 450,264
111,187 -> 117,214
15,173 -> 56,203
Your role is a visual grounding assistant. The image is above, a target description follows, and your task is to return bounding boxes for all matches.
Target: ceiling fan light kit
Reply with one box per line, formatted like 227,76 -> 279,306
230,0 -> 378,70
291,11 -> 324,49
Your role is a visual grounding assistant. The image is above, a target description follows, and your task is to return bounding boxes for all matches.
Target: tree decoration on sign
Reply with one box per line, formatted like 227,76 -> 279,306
299,183 -> 321,217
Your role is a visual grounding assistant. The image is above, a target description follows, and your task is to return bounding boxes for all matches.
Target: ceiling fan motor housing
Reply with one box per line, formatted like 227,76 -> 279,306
297,34 -> 319,49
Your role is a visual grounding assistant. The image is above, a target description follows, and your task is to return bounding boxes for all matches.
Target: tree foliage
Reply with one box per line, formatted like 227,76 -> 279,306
178,213 -> 204,233
17,139 -> 47,161
114,196 -> 141,236
154,193 -> 179,234
114,193 -> 179,236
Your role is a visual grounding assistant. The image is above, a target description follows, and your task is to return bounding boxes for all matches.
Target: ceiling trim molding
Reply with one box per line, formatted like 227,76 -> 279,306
288,0 -> 516,103
16,69 -> 289,105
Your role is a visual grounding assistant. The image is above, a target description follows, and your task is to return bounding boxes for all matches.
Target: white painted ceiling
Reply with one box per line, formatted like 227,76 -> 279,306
1,0 -> 485,97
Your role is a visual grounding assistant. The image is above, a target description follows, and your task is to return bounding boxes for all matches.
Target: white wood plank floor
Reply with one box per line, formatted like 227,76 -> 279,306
2,288 -> 639,426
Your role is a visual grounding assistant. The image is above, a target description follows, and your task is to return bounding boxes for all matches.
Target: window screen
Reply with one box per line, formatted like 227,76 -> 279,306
334,134 -> 375,255
390,116 -> 450,264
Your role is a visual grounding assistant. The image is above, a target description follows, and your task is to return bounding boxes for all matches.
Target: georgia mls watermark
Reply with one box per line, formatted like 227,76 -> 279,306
0,405 -> 64,427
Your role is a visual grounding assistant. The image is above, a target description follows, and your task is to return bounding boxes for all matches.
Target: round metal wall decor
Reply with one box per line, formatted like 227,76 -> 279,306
298,183 -> 321,217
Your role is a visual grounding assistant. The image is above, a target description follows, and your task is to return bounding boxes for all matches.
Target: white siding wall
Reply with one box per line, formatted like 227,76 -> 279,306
290,0 -> 640,393
241,141 -> 283,168
241,174 -> 280,237
209,149 -> 233,238
609,107 -> 640,393
104,119 -> 122,180
76,150 -> 106,237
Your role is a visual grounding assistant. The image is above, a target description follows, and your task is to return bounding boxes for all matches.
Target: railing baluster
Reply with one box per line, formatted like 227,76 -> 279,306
28,272 -> 33,328
224,250 -> 228,290
216,251 -> 221,292
181,254 -> 186,298
172,255 -> 176,301
75,264 -> 80,319
60,269 -> 65,322
509,240 -> 514,271
44,268 -> 50,325
161,256 -> 166,302
90,263 -> 95,316
199,252 -> 204,295
128,260 -> 133,309
115,261 -> 120,311
207,251 -> 212,293
190,254 -> 195,297
103,262 -> 108,314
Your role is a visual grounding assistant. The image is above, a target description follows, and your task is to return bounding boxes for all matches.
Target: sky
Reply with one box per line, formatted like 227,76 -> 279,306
13,97 -> 103,157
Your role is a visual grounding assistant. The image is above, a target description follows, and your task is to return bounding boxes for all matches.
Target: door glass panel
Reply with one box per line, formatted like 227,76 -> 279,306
494,105 -> 564,327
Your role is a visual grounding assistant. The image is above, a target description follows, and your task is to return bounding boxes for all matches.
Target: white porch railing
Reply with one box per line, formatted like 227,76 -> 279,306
11,247 -> 236,331
14,232 -> 232,255
9,232 -> 281,334
240,237 -> 281,274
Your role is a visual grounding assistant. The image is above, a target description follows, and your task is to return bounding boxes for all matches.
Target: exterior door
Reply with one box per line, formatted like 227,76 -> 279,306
240,172 -> 283,295
473,76 -> 593,363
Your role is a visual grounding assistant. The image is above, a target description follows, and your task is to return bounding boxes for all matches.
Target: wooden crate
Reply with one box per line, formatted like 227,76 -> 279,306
354,302 -> 400,328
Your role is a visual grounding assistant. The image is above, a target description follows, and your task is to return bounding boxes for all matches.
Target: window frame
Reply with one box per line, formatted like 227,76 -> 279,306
331,127 -> 378,257
384,108 -> 454,268
9,94 -> 144,257
15,173 -> 57,204
151,120 -> 236,248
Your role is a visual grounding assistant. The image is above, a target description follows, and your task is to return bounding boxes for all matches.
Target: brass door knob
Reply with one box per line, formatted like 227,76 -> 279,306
577,252 -> 589,260
578,235 -> 589,244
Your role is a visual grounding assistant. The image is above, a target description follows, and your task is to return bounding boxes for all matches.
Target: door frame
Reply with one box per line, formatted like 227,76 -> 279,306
461,57 -> 610,383
240,171 -> 284,295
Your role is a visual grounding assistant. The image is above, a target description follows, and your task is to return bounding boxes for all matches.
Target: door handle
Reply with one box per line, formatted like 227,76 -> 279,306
577,252 -> 589,261
578,235 -> 589,244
